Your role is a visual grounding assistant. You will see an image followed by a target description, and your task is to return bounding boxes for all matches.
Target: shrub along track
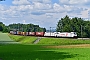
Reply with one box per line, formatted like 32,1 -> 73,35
43,44 -> 90,48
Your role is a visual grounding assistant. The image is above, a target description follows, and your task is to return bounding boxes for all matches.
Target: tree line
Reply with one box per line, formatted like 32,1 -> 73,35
56,15 -> 90,38
8,23 -> 46,32
0,22 -> 46,33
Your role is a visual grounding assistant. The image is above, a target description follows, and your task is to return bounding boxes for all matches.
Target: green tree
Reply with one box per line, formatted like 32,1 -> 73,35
0,22 -> 5,31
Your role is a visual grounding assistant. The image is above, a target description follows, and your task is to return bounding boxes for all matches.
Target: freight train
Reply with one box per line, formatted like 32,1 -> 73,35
10,31 -> 77,38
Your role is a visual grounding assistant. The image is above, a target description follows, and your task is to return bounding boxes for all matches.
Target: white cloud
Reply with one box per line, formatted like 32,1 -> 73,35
0,5 -> 5,11
53,3 -> 64,12
59,0 -> 90,5
28,0 -> 51,3
23,20 -> 26,24
81,10 -> 88,18
12,0 -> 30,5
42,0 -> 51,3
33,2 -> 52,10
59,0 -> 69,4
17,5 -> 33,11
64,5 -> 73,11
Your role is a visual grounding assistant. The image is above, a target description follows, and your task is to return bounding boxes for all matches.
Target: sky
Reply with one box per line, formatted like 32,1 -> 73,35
0,0 -> 90,29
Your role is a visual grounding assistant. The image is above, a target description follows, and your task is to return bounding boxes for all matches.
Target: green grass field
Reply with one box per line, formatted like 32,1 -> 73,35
38,38 -> 90,45
0,44 -> 90,60
1,34 -> 90,60
9,34 -> 37,44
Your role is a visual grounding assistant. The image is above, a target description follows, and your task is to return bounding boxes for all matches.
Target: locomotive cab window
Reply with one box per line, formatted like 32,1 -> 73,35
74,32 -> 77,35
55,32 -> 59,34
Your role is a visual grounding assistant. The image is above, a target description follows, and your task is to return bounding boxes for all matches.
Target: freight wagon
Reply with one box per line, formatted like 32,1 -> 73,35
36,32 -> 45,36
28,32 -> 35,36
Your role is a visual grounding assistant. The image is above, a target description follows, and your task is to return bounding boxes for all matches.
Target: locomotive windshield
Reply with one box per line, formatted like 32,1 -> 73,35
74,32 -> 77,35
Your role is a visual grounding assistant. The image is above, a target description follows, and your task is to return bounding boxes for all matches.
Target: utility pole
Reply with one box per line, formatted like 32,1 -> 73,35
81,25 -> 83,39
18,24 -> 19,31
50,27 -> 51,36
50,27 -> 55,36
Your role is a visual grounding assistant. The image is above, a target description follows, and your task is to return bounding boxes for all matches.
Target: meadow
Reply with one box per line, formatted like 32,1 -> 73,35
0,44 -> 90,60
9,34 -> 37,44
0,34 -> 90,60
38,38 -> 90,45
